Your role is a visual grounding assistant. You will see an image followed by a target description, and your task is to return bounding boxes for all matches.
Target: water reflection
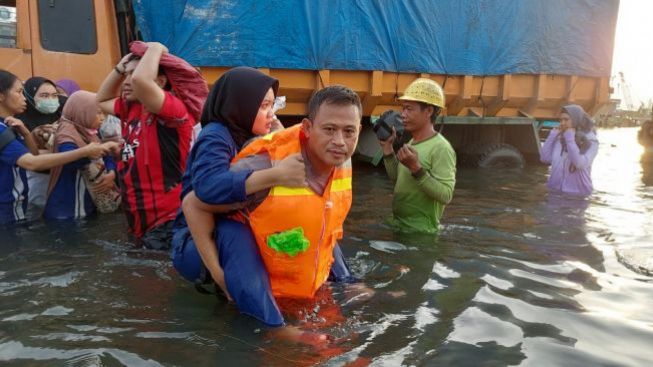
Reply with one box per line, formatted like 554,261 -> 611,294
0,128 -> 652,366
641,152 -> 653,186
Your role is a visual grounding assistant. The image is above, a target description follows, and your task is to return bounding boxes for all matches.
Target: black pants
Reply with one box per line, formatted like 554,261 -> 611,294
139,220 -> 174,250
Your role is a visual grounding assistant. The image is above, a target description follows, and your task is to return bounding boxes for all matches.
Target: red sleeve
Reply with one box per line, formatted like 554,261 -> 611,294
113,98 -> 125,120
157,92 -> 193,127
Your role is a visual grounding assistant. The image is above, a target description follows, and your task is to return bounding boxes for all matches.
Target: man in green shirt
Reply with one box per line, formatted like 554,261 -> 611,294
379,78 -> 456,233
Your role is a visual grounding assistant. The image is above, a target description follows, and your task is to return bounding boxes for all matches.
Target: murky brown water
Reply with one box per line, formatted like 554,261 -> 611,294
1,127 -> 651,366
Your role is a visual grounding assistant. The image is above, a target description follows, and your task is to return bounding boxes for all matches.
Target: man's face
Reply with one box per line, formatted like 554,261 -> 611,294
302,102 -> 361,168
401,101 -> 432,133
121,59 -> 140,102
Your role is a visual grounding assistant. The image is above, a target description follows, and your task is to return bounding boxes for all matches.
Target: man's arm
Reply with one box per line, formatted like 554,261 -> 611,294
397,143 -> 456,205
414,146 -> 456,205
379,128 -> 399,182
96,71 -> 120,115
383,154 -> 399,182
131,42 -> 168,114
97,54 -> 133,115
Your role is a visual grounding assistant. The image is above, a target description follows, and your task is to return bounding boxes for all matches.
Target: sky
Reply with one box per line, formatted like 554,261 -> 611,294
611,0 -> 653,109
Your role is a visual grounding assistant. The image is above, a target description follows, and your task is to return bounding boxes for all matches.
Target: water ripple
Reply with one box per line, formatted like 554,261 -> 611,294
0,341 -> 163,366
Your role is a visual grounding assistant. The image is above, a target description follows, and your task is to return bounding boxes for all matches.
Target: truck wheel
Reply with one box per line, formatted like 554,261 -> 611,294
477,144 -> 525,168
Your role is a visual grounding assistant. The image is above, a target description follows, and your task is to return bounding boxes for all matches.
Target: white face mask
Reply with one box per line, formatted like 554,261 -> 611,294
35,98 -> 60,114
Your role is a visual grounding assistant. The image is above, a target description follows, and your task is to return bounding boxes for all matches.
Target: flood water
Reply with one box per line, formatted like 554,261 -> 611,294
1,127 -> 652,366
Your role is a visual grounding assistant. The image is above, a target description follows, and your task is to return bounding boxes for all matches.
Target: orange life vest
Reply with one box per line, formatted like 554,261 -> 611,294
232,124 -> 353,299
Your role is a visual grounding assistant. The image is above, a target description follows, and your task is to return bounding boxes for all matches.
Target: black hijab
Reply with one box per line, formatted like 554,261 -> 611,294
15,76 -> 66,130
200,67 -> 279,147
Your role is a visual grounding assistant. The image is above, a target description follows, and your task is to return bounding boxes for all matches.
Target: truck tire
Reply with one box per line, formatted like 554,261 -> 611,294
477,144 -> 525,168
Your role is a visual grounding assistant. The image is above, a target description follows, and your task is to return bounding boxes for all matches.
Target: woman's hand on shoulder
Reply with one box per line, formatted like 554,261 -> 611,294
274,153 -> 307,187
4,117 -> 30,137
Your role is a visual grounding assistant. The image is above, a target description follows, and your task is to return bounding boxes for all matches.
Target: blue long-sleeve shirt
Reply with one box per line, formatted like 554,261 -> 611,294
173,123 -> 254,229
44,142 -> 116,220
0,120 -> 29,224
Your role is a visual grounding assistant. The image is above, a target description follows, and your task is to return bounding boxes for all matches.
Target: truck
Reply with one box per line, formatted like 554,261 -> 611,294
1,0 -> 620,167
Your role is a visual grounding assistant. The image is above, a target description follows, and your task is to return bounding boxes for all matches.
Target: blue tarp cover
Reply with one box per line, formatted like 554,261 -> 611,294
133,0 -> 619,77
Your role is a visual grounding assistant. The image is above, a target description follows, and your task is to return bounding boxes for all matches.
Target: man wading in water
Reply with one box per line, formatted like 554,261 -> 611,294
379,78 -> 456,234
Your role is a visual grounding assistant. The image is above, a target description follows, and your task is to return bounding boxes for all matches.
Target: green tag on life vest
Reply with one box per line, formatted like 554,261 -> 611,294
267,227 -> 310,257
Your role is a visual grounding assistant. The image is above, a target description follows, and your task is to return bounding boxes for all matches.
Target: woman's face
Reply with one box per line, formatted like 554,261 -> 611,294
0,79 -> 27,115
34,83 -> 60,114
559,112 -> 573,131
251,88 -> 275,136
93,108 -> 106,130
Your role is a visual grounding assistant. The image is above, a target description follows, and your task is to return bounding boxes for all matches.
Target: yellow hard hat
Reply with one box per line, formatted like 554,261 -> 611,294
398,78 -> 445,108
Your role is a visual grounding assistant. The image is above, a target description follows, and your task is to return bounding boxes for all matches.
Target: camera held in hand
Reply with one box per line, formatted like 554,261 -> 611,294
373,110 -> 412,153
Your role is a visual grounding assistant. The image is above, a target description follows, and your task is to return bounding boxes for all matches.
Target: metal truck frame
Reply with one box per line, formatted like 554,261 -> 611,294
1,0 -> 614,167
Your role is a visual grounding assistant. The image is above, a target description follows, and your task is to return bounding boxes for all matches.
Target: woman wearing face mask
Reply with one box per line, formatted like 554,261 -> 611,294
14,77 -> 67,211
540,104 -> 599,196
44,91 -> 119,220
15,77 -> 65,131
0,70 -> 117,225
